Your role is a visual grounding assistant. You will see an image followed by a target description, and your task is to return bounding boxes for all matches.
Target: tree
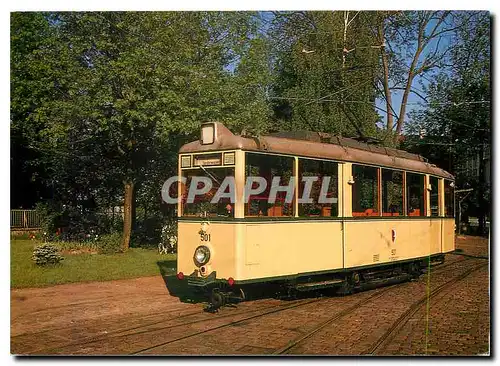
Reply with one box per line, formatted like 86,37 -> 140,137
269,11 -> 380,139
11,13 -> 56,208
404,11 -> 490,234
376,11 -> 478,143
11,11 -> 273,248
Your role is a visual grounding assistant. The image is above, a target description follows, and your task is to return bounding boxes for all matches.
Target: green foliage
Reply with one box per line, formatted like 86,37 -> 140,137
159,220 -> 178,254
32,243 -> 64,266
96,233 -> 123,254
11,11 -> 490,239
269,11 -> 379,137
35,202 -> 60,240
11,11 -> 274,244
405,11 -> 490,233
35,201 -> 120,242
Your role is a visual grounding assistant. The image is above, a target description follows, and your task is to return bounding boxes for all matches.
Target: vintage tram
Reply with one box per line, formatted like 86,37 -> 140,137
174,122 -> 455,307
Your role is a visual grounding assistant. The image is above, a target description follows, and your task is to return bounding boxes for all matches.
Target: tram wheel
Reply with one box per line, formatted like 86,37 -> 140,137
352,271 -> 361,286
408,262 -> 422,279
338,274 -> 355,295
210,288 -> 226,308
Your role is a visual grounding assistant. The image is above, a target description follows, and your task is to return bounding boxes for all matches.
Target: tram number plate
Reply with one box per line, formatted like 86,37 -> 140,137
200,233 -> 211,242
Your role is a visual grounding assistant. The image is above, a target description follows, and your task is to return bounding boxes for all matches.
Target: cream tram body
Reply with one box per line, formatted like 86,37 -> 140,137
176,122 -> 455,292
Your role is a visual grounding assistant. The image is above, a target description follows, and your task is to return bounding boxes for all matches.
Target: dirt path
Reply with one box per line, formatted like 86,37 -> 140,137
11,275 -> 203,353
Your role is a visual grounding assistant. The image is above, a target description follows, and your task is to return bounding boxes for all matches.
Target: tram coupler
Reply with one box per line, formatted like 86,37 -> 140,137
205,287 -> 245,312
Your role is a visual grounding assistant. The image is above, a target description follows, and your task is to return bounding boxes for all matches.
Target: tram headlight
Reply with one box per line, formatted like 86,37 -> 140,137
194,246 -> 211,266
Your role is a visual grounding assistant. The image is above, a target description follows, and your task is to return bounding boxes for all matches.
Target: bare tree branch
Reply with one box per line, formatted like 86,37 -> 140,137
389,87 -> 428,102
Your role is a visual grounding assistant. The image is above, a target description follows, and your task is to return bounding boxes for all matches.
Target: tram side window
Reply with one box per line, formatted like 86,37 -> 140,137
444,180 -> 454,218
406,173 -> 425,216
352,165 -> 379,216
382,169 -> 403,216
430,176 -> 439,217
245,153 -> 294,217
298,159 -> 338,217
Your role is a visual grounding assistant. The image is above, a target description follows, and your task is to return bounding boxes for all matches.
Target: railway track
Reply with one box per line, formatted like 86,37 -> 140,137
18,254 -> 477,355
273,286 -> 395,354
130,256 -> 473,355
365,261 -> 488,355
130,297 -> 330,355
272,258 -> 485,355
29,296 -> 323,354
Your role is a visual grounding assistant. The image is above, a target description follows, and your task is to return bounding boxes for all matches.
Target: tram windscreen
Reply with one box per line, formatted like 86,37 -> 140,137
181,167 -> 235,217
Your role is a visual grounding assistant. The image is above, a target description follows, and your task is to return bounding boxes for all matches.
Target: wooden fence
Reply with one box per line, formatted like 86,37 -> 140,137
11,209 -> 41,229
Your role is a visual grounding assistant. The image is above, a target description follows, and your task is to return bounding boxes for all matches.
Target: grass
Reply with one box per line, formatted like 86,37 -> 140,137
11,240 -> 177,288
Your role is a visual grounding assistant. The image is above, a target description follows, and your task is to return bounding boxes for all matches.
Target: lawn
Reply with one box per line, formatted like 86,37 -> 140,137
11,240 -> 177,288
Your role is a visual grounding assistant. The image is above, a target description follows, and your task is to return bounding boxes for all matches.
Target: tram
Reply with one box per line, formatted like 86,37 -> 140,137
174,122 -> 455,307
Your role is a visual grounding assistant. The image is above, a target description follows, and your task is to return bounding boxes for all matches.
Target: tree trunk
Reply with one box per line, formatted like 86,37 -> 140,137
131,184 -> 137,231
122,181 -> 135,251
395,22 -> 425,140
395,74 -> 414,137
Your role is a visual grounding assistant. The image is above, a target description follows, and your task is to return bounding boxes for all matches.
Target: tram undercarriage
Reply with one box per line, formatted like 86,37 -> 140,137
185,254 -> 446,310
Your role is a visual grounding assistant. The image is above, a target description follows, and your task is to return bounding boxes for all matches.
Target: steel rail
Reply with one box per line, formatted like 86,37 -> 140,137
272,256 -> 474,355
366,261 -> 488,355
23,255 -> 474,355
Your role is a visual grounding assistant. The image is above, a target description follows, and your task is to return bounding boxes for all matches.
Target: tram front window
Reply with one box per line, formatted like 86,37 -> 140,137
245,153 -> 294,217
181,167 -> 235,217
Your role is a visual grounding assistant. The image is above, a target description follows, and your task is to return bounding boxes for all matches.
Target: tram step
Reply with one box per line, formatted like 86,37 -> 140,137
295,279 -> 344,292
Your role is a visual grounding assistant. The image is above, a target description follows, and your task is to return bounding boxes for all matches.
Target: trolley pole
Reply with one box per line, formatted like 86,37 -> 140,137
455,188 -> 473,235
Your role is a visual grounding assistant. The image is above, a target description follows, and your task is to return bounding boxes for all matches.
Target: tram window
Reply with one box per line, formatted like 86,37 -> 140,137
298,159 -> 338,217
352,165 -> 379,216
382,169 -> 403,216
182,167 -> 235,217
430,176 -> 439,217
444,180 -> 455,217
406,173 -> 425,216
245,153 -> 294,217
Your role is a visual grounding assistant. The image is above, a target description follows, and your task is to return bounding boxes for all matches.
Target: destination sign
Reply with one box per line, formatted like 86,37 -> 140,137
193,153 -> 222,166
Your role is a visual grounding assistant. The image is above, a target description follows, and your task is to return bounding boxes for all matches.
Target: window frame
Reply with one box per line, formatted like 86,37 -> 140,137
405,172 -> 426,217
297,157 -> 340,218
244,151 -> 296,218
444,179 -> 455,218
351,164 -> 381,217
381,168 -> 404,217
180,166 -> 237,218
429,175 -> 440,217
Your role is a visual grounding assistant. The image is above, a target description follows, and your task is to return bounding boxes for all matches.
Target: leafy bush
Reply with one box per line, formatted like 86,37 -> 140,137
131,216 -> 163,248
160,220 -> 178,254
32,243 -> 64,266
96,233 -> 123,254
35,202 -> 122,242
36,202 -> 63,241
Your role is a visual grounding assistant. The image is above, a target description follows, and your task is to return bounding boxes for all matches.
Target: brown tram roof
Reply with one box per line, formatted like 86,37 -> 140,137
179,122 -> 454,179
